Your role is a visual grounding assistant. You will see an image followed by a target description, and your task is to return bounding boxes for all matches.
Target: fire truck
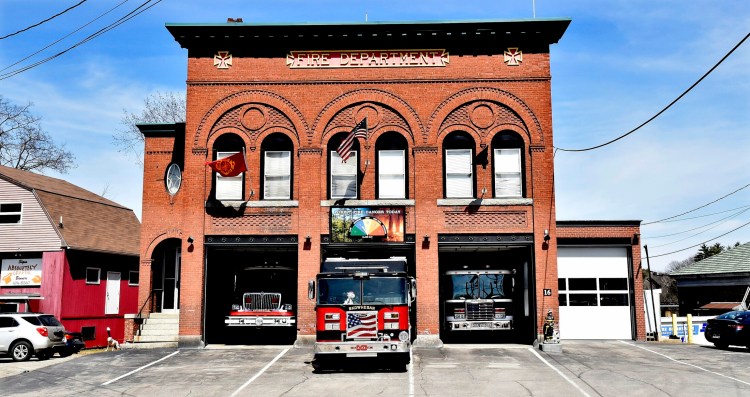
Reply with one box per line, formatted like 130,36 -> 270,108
224,266 -> 296,328
308,257 -> 415,369
443,268 -> 515,332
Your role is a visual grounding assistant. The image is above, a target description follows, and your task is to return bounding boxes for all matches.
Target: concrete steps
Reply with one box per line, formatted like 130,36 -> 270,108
132,312 -> 180,348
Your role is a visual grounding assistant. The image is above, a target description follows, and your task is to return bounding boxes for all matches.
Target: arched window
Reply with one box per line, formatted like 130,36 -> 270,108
491,132 -> 524,198
212,133 -> 245,201
328,132 -> 361,199
376,132 -> 408,199
261,133 -> 293,200
443,131 -> 475,198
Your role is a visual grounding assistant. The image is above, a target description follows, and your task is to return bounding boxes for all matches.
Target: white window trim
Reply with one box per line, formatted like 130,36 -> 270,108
378,149 -> 405,199
0,202 -> 23,225
330,150 -> 358,199
128,271 -> 139,286
444,148 -> 473,198
493,148 -> 522,198
86,267 -> 101,285
215,151 -> 244,201
263,150 -> 291,200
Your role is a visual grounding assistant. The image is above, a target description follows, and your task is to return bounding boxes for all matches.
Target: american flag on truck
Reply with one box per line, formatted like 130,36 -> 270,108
347,312 -> 377,338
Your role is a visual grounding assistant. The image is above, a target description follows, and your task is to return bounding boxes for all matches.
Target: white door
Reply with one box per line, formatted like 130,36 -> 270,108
105,272 -> 121,315
161,248 -> 180,313
558,247 -> 632,339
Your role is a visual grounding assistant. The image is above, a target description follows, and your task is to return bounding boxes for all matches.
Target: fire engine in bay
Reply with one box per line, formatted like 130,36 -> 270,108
308,257 -> 415,369
443,268 -> 515,331
224,266 -> 296,328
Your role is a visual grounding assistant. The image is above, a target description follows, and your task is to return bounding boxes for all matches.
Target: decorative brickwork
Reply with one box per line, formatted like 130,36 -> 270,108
212,213 -> 292,231
444,210 -> 527,228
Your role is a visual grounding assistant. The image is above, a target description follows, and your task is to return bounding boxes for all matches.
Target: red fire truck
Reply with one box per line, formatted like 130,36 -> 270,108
443,268 -> 515,332
308,257 -> 415,369
224,266 -> 296,329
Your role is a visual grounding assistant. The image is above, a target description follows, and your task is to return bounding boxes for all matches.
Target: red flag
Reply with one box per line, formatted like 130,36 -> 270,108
336,118 -> 368,163
205,151 -> 247,177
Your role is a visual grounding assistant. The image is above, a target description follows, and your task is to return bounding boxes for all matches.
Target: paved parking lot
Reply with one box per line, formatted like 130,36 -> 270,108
1,341 -> 750,396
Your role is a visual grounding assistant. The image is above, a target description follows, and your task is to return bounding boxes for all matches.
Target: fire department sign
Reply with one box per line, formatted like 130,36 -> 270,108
286,49 -> 449,68
503,48 -> 523,66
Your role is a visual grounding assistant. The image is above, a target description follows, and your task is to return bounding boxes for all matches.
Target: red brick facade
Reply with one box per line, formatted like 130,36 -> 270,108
137,19 -> 644,345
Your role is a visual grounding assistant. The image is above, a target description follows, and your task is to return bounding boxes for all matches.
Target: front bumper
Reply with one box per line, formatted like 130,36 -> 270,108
225,316 -> 296,327
447,319 -> 512,331
315,340 -> 410,357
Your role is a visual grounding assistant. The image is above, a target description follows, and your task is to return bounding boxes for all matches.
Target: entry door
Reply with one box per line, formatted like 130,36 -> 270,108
105,272 -> 121,315
162,248 -> 181,313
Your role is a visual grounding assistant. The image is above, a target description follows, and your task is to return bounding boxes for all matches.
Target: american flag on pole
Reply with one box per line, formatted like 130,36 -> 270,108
347,312 -> 377,338
336,118 -> 368,163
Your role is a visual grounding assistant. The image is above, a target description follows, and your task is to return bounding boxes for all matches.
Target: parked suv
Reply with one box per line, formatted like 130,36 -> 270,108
0,313 -> 66,361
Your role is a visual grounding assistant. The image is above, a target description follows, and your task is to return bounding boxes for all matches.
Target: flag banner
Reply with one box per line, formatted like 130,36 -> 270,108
336,118 -> 368,163
206,151 -> 247,177
347,311 -> 377,338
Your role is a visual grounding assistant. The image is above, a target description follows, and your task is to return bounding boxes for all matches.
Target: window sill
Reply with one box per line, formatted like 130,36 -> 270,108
321,199 -> 416,207
206,200 -> 299,209
437,198 -> 533,206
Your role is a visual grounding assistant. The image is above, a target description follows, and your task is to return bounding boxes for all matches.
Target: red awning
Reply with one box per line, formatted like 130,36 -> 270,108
699,302 -> 742,310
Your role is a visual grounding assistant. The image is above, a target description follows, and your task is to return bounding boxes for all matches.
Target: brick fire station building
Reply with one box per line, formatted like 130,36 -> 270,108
135,18 -> 645,347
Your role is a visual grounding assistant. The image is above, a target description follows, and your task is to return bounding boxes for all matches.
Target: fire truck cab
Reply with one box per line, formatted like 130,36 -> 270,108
309,257 -> 415,369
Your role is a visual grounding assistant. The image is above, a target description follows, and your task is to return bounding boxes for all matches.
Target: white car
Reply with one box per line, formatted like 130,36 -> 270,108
0,313 -> 66,361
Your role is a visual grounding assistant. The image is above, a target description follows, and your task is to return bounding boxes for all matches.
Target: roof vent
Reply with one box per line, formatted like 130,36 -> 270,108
227,18 -> 243,23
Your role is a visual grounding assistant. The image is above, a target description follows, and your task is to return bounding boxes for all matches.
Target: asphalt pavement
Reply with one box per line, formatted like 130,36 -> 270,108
1,341 -> 749,396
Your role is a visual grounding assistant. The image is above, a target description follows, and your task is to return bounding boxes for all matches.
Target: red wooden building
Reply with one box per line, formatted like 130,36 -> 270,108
0,165 -> 140,348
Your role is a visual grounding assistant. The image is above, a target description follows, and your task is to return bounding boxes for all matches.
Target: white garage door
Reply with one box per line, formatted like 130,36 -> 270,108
558,247 -> 632,339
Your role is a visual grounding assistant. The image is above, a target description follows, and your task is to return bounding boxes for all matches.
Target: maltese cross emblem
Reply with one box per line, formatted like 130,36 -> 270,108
214,51 -> 233,69
503,48 -> 523,66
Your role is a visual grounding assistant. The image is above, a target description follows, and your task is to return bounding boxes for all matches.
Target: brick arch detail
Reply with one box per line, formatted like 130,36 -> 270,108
429,87 -> 544,146
144,230 -> 185,261
312,89 -> 424,146
193,90 -> 309,149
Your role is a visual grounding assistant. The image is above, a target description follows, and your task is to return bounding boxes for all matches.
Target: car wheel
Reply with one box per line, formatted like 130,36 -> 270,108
36,350 -> 51,360
10,341 -> 32,362
58,350 -> 73,358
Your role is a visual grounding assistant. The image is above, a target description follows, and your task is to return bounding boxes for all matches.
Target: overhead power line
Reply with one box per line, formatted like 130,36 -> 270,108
646,218 -> 750,258
556,31 -> 750,152
644,205 -> 750,238
642,182 -> 750,225
0,0 -> 88,40
648,207 -> 750,248
0,0 -> 161,80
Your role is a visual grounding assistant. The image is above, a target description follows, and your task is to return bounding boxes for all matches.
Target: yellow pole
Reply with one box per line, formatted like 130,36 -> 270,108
671,313 -> 678,338
687,314 -> 693,344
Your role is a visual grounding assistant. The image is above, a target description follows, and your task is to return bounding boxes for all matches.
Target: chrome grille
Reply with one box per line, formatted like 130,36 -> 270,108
466,301 -> 493,321
243,293 -> 281,310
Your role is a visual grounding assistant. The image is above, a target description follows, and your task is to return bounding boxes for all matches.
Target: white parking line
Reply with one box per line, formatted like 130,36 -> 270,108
407,349 -> 414,397
619,340 -> 750,387
528,348 -> 591,397
101,350 -> 180,386
230,347 -> 289,397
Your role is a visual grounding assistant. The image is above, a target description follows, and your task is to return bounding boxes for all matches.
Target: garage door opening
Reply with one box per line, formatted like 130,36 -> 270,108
205,246 -> 297,345
438,244 -> 535,344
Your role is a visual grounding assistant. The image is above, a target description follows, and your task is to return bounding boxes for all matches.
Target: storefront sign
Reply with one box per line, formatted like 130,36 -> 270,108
1,258 -> 43,287
286,50 -> 449,68
330,207 -> 405,243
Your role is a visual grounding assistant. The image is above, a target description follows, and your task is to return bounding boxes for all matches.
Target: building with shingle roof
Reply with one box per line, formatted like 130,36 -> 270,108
0,165 -> 141,348
670,242 -> 750,314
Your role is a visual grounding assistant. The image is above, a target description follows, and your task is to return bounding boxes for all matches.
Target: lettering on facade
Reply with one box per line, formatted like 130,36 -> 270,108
286,50 -> 449,68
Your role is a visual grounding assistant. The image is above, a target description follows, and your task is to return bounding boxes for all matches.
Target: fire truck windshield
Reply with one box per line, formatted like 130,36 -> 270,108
448,273 -> 512,300
318,277 -> 407,305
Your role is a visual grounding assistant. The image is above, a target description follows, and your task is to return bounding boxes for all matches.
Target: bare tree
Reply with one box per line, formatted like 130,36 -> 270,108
0,95 -> 75,173
114,91 -> 186,165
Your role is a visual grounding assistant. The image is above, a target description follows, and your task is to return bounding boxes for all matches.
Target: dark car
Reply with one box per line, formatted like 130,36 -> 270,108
705,310 -> 750,349
55,331 -> 85,357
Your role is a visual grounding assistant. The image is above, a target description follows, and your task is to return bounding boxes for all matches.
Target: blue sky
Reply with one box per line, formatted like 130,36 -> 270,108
1,1 -> 748,271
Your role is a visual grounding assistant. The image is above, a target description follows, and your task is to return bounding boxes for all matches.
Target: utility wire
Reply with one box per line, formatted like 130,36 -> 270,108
0,1 -> 130,74
648,207 -> 750,248
642,182 -> 750,225
646,219 -> 750,258
0,0 -> 161,80
555,31 -> 750,152
644,204 -> 750,226
645,205 -> 750,238
0,0 -> 88,40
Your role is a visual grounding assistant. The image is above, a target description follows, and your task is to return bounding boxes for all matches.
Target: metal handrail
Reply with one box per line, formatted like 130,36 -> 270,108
136,290 -> 156,320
